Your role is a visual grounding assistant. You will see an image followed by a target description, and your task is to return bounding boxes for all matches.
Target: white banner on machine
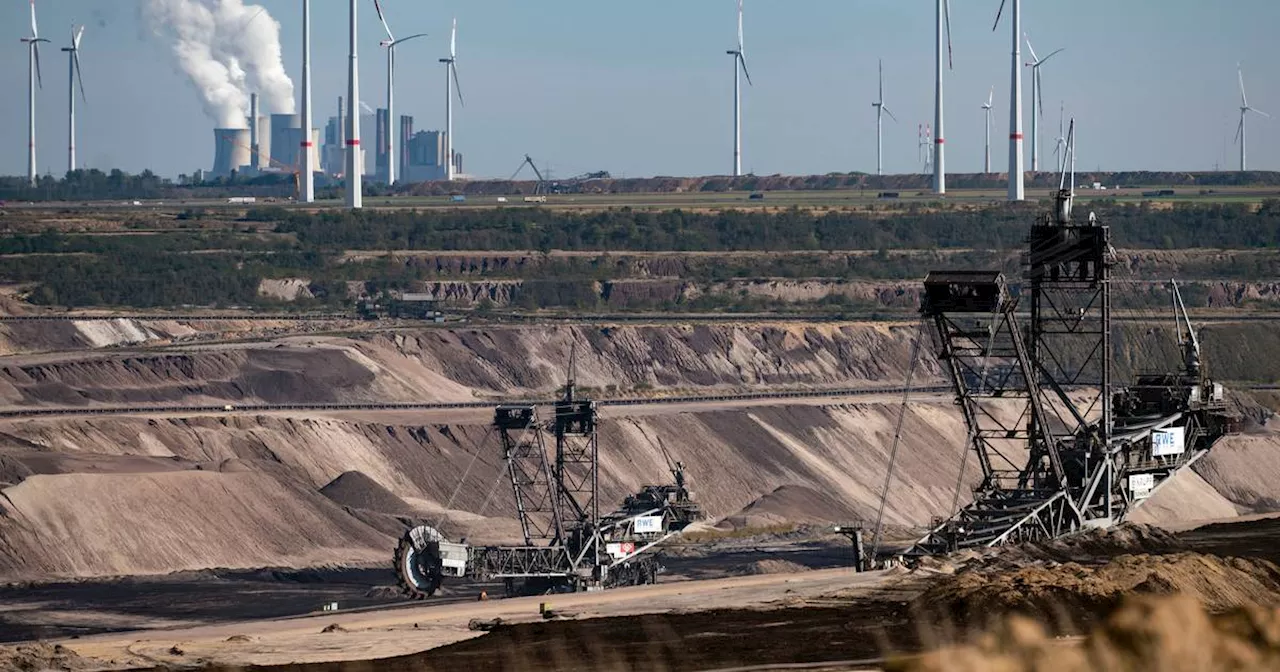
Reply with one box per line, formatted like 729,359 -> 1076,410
1129,473 -> 1155,499
633,516 -> 664,533
1152,427 -> 1186,457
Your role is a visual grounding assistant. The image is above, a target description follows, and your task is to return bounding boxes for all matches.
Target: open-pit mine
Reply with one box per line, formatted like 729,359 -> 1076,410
2,189 -> 1280,671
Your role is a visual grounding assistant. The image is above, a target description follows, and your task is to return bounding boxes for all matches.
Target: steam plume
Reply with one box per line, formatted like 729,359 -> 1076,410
144,0 -> 295,128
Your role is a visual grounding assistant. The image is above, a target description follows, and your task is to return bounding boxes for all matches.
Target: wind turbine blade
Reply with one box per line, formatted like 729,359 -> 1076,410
1239,65 -> 1249,107
34,43 -> 43,89
992,0 -> 1006,31
1040,47 -> 1065,64
73,49 -> 86,101
372,0 -> 394,41
452,63 -> 464,107
30,0 -> 38,37
944,0 -> 954,70
878,58 -> 883,100
986,85 -> 993,107
450,18 -> 457,59
1254,108 -> 1272,119
882,106 -> 898,122
394,33 -> 428,47
74,25 -> 84,48
1235,118 -> 1243,144
737,0 -> 745,51
739,54 -> 753,86
1025,36 -> 1039,63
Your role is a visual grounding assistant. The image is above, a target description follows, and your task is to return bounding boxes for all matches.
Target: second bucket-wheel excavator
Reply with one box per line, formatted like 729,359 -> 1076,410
396,358 -> 701,598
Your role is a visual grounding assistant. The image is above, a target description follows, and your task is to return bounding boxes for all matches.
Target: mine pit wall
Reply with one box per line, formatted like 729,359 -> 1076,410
0,323 -> 935,409
0,400 -> 978,581
0,403 -> 1276,581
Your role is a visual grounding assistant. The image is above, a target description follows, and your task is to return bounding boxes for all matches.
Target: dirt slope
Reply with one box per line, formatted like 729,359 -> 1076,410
0,471 -> 390,578
0,406 -> 1276,581
0,323 -> 932,408
0,398 -> 972,580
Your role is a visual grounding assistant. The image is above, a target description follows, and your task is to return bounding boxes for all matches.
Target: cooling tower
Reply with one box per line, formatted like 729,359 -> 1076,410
212,128 -> 252,177
270,113 -> 302,169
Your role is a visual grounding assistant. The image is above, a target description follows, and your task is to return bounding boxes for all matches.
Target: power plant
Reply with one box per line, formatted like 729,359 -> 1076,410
14,0 -> 1272,192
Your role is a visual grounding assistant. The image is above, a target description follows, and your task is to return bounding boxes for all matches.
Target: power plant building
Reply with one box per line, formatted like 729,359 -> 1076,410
375,108 -> 390,184
316,101 -> 453,182
399,115 -> 414,180
404,130 -> 448,182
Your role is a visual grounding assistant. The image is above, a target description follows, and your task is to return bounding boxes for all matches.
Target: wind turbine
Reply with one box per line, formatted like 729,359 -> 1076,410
373,0 -> 427,185
21,0 -> 49,186
993,0 -> 1023,201
933,0 -> 953,194
1052,101 -> 1067,172
440,18 -> 464,181
1025,35 -> 1063,172
60,25 -> 86,174
726,0 -> 752,177
300,0 -> 314,202
871,59 -> 897,176
981,87 -> 993,173
1236,64 -> 1269,172
346,0 -> 362,208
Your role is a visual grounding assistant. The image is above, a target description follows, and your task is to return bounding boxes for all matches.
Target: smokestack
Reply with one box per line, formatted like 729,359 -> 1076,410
250,93 -> 260,170
300,0 -> 315,202
346,0 -> 362,209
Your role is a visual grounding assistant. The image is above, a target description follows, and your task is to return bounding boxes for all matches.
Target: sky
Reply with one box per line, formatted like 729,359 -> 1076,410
2,0 -> 1279,180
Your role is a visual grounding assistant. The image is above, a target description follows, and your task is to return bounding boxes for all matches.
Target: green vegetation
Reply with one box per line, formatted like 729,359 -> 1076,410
271,201 -> 1280,252
2,201 -> 1279,310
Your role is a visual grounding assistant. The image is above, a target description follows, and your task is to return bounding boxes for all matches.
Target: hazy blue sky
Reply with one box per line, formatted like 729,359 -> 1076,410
3,1 -> 1278,179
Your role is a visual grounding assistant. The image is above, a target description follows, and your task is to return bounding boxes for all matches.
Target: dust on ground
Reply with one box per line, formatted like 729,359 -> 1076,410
893,593 -> 1280,672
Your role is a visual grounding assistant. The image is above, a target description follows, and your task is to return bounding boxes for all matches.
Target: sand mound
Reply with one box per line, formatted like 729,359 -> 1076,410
0,455 -> 33,486
320,471 -> 417,516
0,471 -> 391,580
0,642 -> 96,670
914,552 -> 1280,629
892,594 -> 1280,672
1019,523 -> 1186,563
742,559 -> 812,575
722,485 -> 868,530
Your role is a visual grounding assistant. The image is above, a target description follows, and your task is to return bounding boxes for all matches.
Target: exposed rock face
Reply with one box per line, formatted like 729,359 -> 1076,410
257,278 -> 315,302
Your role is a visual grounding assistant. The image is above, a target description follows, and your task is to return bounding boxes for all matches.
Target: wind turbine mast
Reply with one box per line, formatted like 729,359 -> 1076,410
60,24 -> 86,174
346,0 -> 362,209
22,0 -> 49,186
727,0 -> 752,177
441,18 -> 464,182
935,0 -> 953,195
994,0 -> 1024,201
300,0 -> 315,202
982,87 -> 994,174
